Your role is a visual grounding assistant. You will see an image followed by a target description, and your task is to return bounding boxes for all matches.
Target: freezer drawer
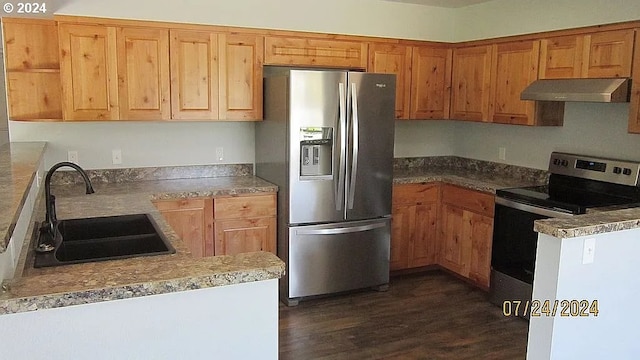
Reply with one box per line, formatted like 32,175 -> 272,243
287,218 -> 390,299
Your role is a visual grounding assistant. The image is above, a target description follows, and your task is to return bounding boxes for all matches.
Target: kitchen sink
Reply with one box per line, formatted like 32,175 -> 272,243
34,214 -> 175,268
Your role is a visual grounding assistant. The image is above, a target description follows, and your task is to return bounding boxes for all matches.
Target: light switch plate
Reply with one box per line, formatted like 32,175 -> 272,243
582,238 -> 596,264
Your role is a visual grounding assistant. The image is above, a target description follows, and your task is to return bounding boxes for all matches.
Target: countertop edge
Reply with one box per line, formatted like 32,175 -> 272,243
1,261 -> 285,315
534,208 -> 640,239
0,142 -> 47,253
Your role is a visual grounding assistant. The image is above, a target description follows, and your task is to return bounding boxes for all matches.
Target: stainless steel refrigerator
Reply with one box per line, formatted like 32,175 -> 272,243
255,69 -> 395,306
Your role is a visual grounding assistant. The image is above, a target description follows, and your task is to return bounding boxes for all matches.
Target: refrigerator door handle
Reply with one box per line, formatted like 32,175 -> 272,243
347,82 -> 359,210
336,83 -> 347,211
294,222 -> 386,235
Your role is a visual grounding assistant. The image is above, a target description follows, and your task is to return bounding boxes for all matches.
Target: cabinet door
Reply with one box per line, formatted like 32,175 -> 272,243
582,29 -> 634,78
410,47 -> 452,120
450,45 -> 492,122
218,33 -> 263,120
629,29 -> 640,134
368,43 -> 412,119
409,202 -> 439,267
154,198 -> 214,258
59,24 -> 119,120
489,41 -> 540,125
214,217 -> 276,255
539,35 -> 584,79
265,36 -> 368,69
439,204 -> 468,275
117,27 -> 170,120
390,203 -> 412,271
468,212 -> 494,289
170,30 -> 219,120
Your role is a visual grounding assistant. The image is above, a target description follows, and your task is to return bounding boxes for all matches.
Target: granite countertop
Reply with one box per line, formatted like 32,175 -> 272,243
393,167 -> 545,193
0,175 -> 284,315
534,207 -> 640,239
0,142 -> 46,252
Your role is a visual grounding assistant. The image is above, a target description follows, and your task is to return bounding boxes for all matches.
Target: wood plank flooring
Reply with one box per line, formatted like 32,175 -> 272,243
279,271 -> 528,359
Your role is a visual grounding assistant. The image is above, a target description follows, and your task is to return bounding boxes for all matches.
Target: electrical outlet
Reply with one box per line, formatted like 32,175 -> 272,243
216,147 -> 224,161
112,149 -> 122,165
68,150 -> 78,164
582,238 -> 596,264
498,147 -> 506,161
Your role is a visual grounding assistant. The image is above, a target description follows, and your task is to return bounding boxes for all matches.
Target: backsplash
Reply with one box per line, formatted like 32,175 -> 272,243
51,164 -> 254,185
394,156 -> 549,184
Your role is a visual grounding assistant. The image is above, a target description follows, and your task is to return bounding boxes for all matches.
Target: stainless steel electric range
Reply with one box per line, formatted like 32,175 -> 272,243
489,152 -> 640,316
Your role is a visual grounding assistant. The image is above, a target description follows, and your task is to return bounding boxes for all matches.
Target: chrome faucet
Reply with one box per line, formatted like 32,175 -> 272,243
37,162 -> 95,252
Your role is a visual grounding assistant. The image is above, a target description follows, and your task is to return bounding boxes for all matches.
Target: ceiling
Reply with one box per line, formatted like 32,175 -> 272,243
384,0 -> 495,7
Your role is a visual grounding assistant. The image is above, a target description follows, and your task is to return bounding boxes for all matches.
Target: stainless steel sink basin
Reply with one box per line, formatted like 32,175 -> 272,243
34,214 -> 175,268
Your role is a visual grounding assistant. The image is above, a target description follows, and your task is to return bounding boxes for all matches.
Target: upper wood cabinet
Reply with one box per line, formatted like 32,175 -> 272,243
489,40 -> 562,126
539,35 -> 584,79
170,30 -> 219,120
540,29 -> 634,79
59,23 -> 119,121
489,41 -> 539,125
117,27 -> 170,120
628,29 -> 640,134
368,43 -> 412,119
410,46 -> 452,120
265,36 -> 368,69
2,18 -> 62,121
218,34 -> 264,120
450,45 -> 492,122
583,29 -> 634,78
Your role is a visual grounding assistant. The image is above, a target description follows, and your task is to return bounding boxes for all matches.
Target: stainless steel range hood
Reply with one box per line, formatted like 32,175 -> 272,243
521,78 -> 631,103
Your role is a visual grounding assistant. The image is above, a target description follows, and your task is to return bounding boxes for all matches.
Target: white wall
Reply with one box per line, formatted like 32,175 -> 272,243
454,0 -> 640,41
56,0 -> 456,41
453,102 -> 640,169
0,279 -> 279,360
528,230 -> 640,359
10,121 -> 255,169
394,120 -> 456,157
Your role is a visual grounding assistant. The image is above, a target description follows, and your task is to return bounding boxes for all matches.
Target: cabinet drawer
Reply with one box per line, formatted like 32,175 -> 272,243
153,198 -> 207,211
441,184 -> 494,217
214,194 -> 276,219
393,183 -> 439,205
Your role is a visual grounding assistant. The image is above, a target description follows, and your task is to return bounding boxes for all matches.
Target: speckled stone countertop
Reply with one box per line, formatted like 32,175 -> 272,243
0,176 -> 283,315
0,142 -> 46,252
393,156 -> 549,193
534,207 -> 640,238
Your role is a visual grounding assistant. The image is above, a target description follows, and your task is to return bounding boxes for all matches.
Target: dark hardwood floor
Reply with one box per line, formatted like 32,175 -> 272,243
279,271 -> 528,359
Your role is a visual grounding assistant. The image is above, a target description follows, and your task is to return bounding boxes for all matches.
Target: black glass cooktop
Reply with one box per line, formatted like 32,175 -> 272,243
497,182 -> 638,215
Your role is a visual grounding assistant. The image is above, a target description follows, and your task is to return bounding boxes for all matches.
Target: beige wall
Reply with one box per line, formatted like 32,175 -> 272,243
454,0 -> 640,41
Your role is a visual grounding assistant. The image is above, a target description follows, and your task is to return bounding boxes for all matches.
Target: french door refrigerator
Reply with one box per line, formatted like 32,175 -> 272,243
256,69 -> 396,305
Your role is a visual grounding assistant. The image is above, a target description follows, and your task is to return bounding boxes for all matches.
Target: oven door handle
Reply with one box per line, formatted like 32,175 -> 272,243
495,197 -> 575,218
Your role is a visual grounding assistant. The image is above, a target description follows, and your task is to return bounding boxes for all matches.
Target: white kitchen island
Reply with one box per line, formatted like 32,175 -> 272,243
527,209 -> 640,359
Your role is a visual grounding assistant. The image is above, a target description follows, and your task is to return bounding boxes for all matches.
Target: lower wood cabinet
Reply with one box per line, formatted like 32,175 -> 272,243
213,194 -> 277,255
440,184 -> 495,289
391,182 -> 495,289
153,192 -> 276,257
391,183 -> 439,270
153,198 -> 214,258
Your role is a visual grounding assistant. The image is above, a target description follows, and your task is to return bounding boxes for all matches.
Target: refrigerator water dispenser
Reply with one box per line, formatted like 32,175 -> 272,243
300,127 -> 333,177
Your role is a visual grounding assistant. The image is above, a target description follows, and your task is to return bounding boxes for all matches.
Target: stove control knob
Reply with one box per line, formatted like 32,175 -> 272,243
623,168 -> 632,176
553,159 -> 559,165
561,160 -> 569,167
613,166 -> 622,174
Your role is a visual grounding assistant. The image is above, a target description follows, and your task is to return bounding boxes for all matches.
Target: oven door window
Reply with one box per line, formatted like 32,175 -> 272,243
491,203 -> 549,284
